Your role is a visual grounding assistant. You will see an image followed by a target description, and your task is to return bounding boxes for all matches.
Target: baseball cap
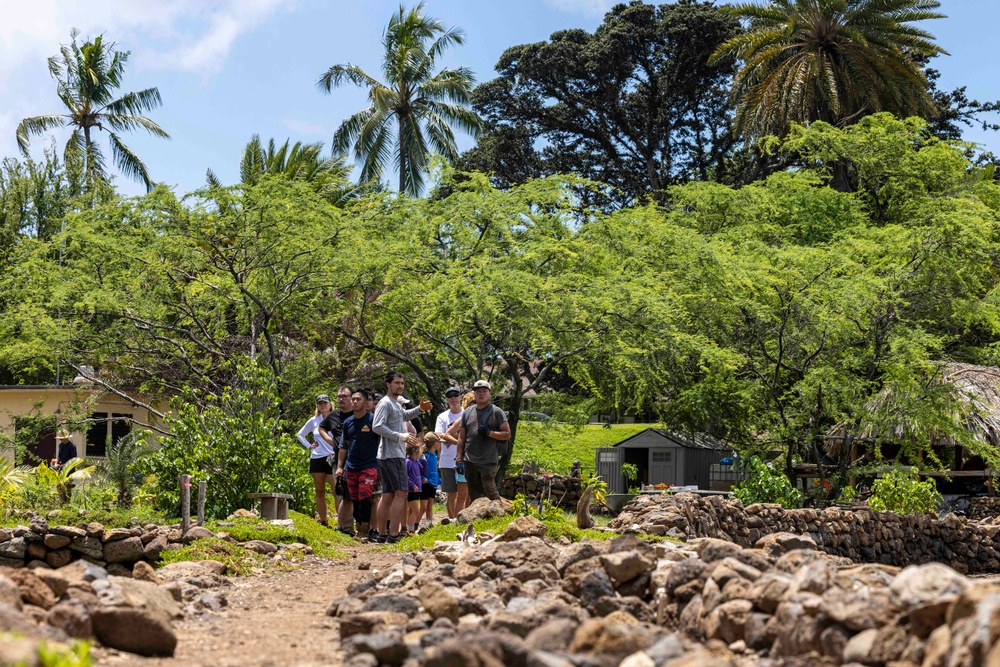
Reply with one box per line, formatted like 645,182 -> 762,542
316,394 -> 330,403
445,386 -> 461,397
473,380 -> 491,390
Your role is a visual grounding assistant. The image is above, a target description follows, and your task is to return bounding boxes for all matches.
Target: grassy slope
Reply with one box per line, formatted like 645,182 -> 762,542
511,423 -> 655,475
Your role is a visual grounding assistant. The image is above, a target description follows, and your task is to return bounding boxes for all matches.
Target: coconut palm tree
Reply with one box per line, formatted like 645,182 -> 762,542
317,3 -> 482,197
710,0 -> 946,138
16,30 -> 169,192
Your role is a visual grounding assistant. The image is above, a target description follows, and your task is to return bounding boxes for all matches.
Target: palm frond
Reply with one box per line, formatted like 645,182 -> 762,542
15,115 -> 65,154
108,131 -> 154,191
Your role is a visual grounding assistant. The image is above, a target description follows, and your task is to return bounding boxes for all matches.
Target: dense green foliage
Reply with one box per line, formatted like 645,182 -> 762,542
867,467 -> 943,514
712,0 -> 945,139
463,1 -> 742,203
142,361 -> 314,518
732,457 -> 803,508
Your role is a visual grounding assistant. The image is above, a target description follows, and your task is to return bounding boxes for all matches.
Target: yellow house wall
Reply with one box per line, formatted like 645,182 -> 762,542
0,386 -> 166,463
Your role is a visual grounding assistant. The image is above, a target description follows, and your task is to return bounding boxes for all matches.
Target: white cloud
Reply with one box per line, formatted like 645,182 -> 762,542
541,0 -> 615,19
282,119 -> 330,138
0,0 -> 293,82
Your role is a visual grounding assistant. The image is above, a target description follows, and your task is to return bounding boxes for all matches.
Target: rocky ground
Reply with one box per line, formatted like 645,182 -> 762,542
7,496 -> 1000,666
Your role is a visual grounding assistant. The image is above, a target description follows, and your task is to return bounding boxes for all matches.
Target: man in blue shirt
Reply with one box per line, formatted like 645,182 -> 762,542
337,389 -> 382,540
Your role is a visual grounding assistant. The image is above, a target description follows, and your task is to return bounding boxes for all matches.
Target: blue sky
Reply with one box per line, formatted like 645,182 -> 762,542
1,0 -> 997,197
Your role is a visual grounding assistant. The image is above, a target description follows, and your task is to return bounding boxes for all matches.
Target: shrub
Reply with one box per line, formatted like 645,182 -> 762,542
142,360 -> 314,519
867,467 -> 942,514
510,493 -> 562,522
732,457 -> 803,509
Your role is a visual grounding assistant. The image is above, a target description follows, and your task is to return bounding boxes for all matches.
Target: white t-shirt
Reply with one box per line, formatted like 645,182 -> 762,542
435,408 -> 463,468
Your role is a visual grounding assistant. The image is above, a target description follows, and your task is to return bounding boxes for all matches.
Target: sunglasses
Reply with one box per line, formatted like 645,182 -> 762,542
445,392 -> 460,398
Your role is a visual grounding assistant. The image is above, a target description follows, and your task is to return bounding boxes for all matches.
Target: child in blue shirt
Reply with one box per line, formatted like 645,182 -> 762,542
421,434 -> 441,525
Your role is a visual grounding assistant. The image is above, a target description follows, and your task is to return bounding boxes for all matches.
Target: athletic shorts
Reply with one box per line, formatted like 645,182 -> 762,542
309,457 -> 333,475
421,482 -> 437,500
378,458 -> 408,494
345,468 -> 377,501
408,491 -> 422,502
440,468 -> 457,493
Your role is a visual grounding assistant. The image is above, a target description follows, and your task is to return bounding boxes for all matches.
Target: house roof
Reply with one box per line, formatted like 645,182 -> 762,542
613,427 -> 729,451
825,362 -> 1000,455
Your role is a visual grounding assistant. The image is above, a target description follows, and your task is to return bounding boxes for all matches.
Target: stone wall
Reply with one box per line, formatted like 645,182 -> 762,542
967,496 -> 1000,521
499,473 -> 582,507
0,514 -> 205,574
610,492 -> 1000,574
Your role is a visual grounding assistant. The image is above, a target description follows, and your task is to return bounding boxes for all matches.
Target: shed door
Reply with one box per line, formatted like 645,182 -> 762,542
649,449 -> 677,486
596,447 -> 625,494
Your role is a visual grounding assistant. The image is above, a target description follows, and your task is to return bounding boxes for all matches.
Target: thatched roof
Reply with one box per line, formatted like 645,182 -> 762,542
825,362 -> 1000,456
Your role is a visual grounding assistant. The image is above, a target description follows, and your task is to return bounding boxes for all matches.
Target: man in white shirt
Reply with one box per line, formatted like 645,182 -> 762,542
434,386 -> 464,518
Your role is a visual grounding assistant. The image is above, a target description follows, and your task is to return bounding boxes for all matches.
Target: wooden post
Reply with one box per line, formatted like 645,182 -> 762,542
179,474 -> 191,536
197,480 -> 207,526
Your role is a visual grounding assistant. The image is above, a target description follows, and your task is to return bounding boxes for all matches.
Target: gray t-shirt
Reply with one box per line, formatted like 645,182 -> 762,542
372,395 -> 422,460
460,404 -> 507,466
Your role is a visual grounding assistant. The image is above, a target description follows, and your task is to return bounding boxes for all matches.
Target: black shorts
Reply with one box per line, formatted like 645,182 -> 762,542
408,491 -> 422,502
421,482 -> 437,500
378,458 -> 408,493
310,457 -> 333,475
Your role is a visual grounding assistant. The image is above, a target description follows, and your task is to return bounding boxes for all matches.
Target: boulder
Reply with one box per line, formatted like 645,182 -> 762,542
754,532 -> 818,556
0,537 -> 26,559
243,540 -> 278,555
181,526 -> 215,542
568,617 -> 655,659
890,562 -> 969,610
0,575 -> 22,610
1,569 -> 57,609
420,582 -> 459,623
132,561 -> 161,584
143,535 -> 168,561
42,534 -> 70,550
44,549 -> 71,569
91,605 -> 177,656
103,537 -> 144,563
501,515 -> 547,541
46,600 -> 93,638
457,498 -> 509,525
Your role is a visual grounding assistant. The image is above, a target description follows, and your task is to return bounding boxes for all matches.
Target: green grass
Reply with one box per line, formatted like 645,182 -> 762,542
0,505 -> 169,529
159,538 -> 268,576
207,511 -> 353,559
512,423 -> 655,476
385,514 -> 616,551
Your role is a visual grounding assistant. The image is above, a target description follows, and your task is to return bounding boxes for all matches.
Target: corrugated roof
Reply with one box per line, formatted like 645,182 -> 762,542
613,427 -> 729,451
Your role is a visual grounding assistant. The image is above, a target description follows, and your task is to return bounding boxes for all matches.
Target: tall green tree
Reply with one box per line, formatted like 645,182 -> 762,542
16,30 -> 169,192
317,3 -> 482,197
711,0 -> 946,139
462,1 -> 742,205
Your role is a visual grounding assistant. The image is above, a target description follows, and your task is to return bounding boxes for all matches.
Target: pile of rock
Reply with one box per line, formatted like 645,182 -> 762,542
500,473 -> 582,508
0,557 -> 229,659
329,516 -> 1000,667
967,496 -> 1000,521
611,492 -> 1000,574
0,514 -> 218,573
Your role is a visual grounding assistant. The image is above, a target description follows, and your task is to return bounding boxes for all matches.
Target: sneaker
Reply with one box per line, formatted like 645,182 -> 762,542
386,533 -> 402,544
367,529 -> 380,543
372,533 -> 387,544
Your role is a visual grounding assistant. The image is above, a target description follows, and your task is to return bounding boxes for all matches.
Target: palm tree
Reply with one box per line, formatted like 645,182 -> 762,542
97,430 -> 150,506
317,3 -> 482,197
710,0 -> 946,138
206,135 -> 365,205
16,30 -> 169,192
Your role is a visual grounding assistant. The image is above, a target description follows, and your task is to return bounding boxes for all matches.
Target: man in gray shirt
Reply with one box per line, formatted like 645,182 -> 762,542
457,380 -> 510,501
371,371 -> 430,542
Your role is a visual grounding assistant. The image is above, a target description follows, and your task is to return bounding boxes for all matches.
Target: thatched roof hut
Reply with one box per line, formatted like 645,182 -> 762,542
825,362 -> 1000,459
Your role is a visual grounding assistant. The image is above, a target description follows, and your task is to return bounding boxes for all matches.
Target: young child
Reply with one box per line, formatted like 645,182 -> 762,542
421,434 -> 441,524
405,442 -> 425,533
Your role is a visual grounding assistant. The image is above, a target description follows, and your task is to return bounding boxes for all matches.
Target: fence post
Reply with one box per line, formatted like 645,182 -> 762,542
179,474 -> 191,535
197,480 -> 207,526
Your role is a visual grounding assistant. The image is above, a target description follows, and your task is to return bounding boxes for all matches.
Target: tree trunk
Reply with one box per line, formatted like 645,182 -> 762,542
398,115 -> 407,195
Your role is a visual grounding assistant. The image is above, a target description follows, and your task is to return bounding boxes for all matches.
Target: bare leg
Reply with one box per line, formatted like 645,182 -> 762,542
376,492 -> 393,536
456,481 -> 470,510
422,497 -> 433,520
446,491 -> 457,518
312,472 -> 328,525
389,490 -> 408,536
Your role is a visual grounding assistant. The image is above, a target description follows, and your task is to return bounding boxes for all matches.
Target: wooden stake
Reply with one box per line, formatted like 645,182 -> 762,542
179,474 -> 191,535
197,480 -> 207,526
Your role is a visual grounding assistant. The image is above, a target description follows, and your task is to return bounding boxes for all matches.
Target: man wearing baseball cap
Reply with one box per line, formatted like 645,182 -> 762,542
456,380 -> 510,501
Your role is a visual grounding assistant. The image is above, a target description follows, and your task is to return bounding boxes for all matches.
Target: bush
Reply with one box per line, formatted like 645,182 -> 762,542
867,467 -> 942,514
142,360 -> 314,519
732,457 -> 803,509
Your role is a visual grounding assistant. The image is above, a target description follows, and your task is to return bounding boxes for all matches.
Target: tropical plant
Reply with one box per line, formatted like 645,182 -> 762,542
317,3 -> 482,196
710,0 -> 946,138
33,458 -> 97,505
97,429 -> 151,506
0,459 -> 31,505
206,135 -> 363,206
732,457 -> 803,508
582,475 -> 608,505
620,463 -> 639,487
16,29 -> 169,191
867,467 -> 941,514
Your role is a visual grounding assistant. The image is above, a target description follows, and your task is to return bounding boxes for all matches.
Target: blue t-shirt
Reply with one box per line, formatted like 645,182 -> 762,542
424,452 -> 440,487
340,413 -> 380,472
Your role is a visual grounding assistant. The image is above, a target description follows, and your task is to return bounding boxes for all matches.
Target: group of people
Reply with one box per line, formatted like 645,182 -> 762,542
296,371 -> 510,543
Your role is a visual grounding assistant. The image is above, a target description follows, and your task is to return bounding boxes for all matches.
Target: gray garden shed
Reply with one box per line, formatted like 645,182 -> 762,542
595,428 -> 731,493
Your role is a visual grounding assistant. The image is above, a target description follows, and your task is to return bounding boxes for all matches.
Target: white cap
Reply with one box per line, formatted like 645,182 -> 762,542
473,380 -> 490,390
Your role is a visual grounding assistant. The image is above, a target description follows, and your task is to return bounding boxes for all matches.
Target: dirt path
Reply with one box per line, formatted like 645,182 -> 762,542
95,546 -> 399,667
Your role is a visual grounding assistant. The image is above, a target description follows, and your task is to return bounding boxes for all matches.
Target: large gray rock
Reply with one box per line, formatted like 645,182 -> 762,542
889,562 -> 969,610
0,575 -> 22,609
102,537 -> 144,563
68,536 -> 103,559
46,600 -> 93,638
0,537 -> 26,559
91,605 -> 177,656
